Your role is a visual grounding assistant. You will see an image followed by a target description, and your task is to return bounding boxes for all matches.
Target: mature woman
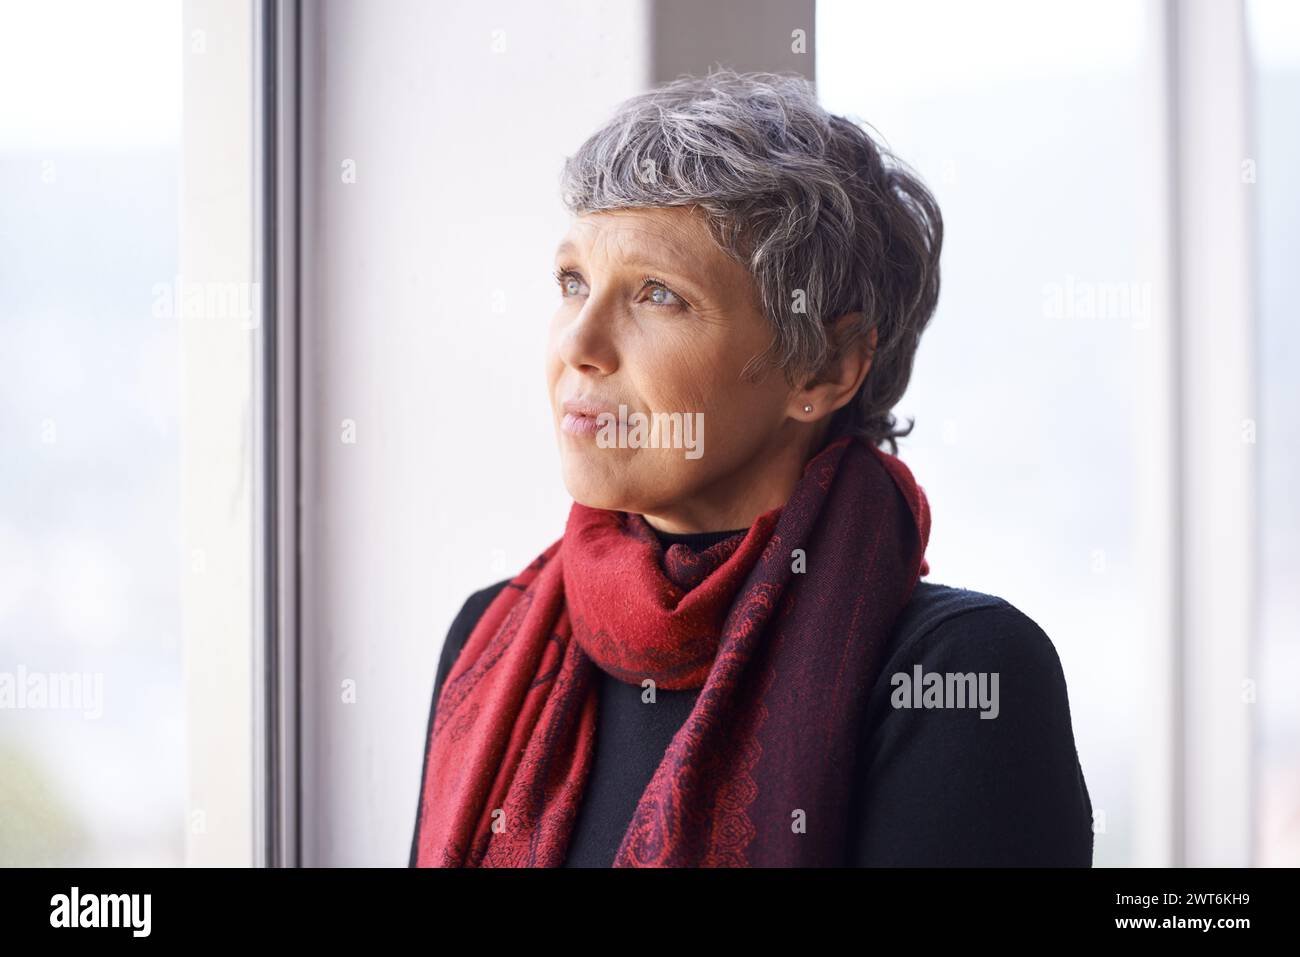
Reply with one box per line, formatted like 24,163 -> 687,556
410,69 -> 1093,867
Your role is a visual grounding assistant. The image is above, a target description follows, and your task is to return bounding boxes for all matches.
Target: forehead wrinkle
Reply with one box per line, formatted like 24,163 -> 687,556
560,213 -> 713,275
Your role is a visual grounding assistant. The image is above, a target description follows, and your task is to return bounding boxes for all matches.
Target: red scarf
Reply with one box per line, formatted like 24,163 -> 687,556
413,434 -> 931,866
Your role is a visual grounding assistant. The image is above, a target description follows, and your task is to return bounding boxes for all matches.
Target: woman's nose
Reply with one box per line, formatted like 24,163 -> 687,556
558,297 -> 620,375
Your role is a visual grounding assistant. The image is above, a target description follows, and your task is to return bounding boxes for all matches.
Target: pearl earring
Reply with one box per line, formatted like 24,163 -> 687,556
803,403 -> 813,413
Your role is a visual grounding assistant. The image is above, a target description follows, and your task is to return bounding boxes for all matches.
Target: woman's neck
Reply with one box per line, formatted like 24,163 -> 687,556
639,418 -> 832,534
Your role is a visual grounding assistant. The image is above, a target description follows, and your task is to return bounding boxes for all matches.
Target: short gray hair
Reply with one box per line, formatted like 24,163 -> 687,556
558,68 -> 943,453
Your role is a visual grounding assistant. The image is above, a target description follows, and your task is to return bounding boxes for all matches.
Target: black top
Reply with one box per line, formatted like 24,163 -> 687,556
411,525 -> 1094,867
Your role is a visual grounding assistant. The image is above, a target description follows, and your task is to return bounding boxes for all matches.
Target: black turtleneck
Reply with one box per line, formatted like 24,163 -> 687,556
410,526 -> 1094,867
650,525 -> 747,551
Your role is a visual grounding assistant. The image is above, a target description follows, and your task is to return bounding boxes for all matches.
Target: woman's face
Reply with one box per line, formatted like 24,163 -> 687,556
546,205 -> 819,533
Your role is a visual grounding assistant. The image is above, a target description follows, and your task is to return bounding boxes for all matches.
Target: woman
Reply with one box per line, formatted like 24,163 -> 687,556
410,69 -> 1093,867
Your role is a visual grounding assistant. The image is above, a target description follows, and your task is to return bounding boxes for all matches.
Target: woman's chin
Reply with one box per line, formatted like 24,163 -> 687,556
560,463 -> 644,514
562,476 -> 627,513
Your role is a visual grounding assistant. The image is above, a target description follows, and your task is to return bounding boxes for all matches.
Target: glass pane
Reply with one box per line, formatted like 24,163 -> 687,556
0,0 -> 183,865
1247,0 -> 1300,868
818,0 -> 1156,866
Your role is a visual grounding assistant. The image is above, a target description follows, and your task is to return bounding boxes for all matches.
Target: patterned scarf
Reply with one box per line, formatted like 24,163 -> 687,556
413,434 -> 931,866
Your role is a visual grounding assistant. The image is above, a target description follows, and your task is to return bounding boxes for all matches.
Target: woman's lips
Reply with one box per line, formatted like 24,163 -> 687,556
560,397 -> 619,438
561,411 -> 604,437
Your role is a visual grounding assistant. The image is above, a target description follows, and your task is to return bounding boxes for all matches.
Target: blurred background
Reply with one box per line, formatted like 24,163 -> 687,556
0,0 -> 1295,867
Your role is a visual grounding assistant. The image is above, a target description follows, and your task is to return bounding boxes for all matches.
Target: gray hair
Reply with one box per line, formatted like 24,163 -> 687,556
558,68 -> 943,453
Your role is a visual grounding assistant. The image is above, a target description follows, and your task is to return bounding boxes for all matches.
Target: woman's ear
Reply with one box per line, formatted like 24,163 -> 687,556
791,313 -> 877,421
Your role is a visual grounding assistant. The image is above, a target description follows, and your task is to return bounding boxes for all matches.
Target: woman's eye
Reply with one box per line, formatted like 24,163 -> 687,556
647,284 -> 673,305
555,270 -> 587,297
554,270 -> 684,310
642,279 -> 683,308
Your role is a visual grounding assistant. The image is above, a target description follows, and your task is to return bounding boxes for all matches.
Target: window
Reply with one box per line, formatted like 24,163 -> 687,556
819,0 -> 1158,867
1247,0 -> 1300,868
0,0 -> 185,865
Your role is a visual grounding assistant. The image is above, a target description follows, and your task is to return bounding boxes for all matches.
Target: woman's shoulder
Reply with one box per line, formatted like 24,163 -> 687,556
882,581 -> 1070,689
434,578 -> 515,694
874,580 -> 1080,732
447,578 -> 514,647
855,581 -> 1093,865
